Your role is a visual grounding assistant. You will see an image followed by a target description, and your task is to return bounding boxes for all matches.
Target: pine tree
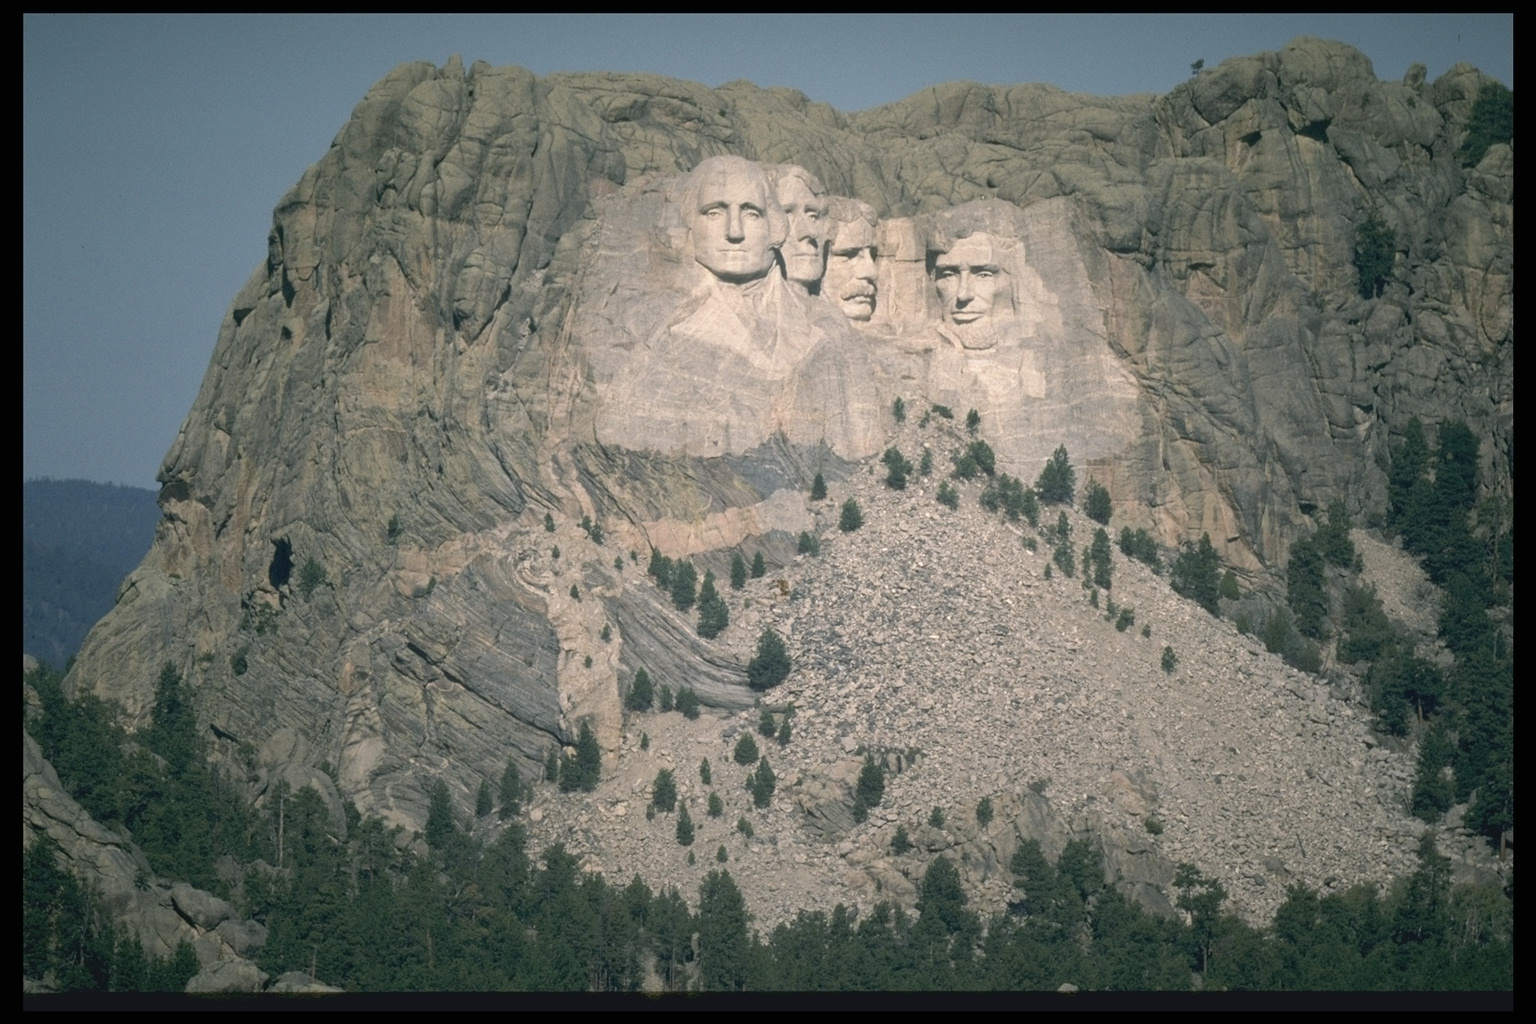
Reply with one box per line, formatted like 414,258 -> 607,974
696,571 -> 729,639
674,686 -> 701,720
747,628 -> 792,691
676,804 -> 695,846
857,753 -> 886,809
839,498 -> 864,532
975,796 -> 994,827
729,553 -> 747,591
1053,538 -> 1075,578
1091,527 -> 1113,590
965,408 -> 981,436
750,757 -> 776,808
893,397 -> 907,423
891,824 -> 913,855
647,549 -> 674,589
1286,536 -> 1328,639
750,551 -> 766,579
1035,445 -> 1076,505
425,779 -> 456,849
733,733 -> 759,765
700,758 -> 713,785
499,759 -> 523,820
1084,478 -> 1112,525
651,769 -> 677,813
697,869 -> 752,991
475,780 -> 493,818
758,708 -> 777,737
1315,500 -> 1356,568
670,560 -> 698,611
918,856 -> 968,933
1220,569 -> 1241,602
1171,533 -> 1221,615
566,721 -> 601,792
544,746 -> 560,782
882,447 -> 912,490
708,792 -> 724,818
810,473 -> 827,501
1353,211 -> 1396,298
626,668 -> 654,712
1458,81 -> 1514,166
776,717 -> 792,746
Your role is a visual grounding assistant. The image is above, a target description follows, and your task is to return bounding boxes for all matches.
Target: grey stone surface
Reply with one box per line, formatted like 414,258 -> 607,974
268,970 -> 345,994
185,959 -> 270,994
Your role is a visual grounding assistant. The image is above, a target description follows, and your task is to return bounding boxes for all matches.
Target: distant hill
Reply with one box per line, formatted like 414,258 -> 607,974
23,479 -> 159,669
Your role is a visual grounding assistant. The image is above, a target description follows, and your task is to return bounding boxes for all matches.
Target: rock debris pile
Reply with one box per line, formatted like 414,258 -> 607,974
521,430 -> 1439,929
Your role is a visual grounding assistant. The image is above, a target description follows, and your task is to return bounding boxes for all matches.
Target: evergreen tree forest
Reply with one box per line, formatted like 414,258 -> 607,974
25,662 -> 1511,993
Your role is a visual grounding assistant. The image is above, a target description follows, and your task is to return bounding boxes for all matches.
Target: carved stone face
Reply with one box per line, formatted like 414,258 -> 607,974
933,233 -> 1007,325
690,159 -> 776,284
775,174 -> 828,287
822,218 -> 878,321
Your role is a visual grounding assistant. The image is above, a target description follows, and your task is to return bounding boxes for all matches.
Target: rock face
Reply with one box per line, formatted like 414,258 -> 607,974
66,39 -> 1510,858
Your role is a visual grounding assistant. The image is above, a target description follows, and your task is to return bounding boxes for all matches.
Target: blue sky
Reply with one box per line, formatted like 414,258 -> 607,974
23,14 -> 1512,488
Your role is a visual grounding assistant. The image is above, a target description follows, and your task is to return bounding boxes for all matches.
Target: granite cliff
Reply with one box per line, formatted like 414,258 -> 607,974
55,39 -> 1510,921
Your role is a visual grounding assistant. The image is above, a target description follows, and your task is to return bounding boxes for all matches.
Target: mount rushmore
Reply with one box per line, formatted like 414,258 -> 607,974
57,38 -> 1509,850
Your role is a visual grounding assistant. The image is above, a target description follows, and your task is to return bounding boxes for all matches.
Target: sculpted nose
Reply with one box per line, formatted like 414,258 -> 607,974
725,207 -> 745,242
956,271 -> 974,303
854,250 -> 876,279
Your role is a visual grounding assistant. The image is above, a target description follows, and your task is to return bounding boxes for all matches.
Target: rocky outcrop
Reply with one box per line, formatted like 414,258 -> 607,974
64,39 -> 1509,848
23,731 -> 273,989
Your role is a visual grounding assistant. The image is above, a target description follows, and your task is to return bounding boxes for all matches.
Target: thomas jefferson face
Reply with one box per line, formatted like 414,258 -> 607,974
933,233 -> 1007,325
690,158 -> 776,284
775,174 -> 828,287
822,218 -> 878,321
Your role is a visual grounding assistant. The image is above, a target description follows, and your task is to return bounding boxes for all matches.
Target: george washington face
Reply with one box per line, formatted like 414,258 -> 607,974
688,157 -> 778,284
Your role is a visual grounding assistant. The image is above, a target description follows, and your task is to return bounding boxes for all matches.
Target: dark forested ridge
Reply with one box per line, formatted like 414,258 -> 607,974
23,479 -> 160,668
24,659 -> 1512,995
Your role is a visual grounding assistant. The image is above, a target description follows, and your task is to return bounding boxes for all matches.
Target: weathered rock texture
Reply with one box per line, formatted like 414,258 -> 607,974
66,39 -> 1510,868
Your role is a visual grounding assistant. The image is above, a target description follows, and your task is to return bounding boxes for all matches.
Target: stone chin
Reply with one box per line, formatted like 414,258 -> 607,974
783,250 -> 825,285
707,249 -> 775,283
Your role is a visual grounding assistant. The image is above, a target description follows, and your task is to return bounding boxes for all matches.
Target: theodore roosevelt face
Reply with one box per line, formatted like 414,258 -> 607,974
689,157 -> 777,284
822,217 -> 878,321
933,232 -> 1007,325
